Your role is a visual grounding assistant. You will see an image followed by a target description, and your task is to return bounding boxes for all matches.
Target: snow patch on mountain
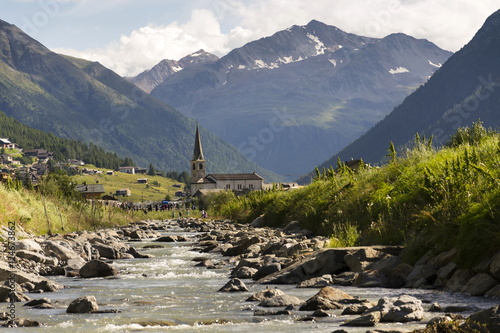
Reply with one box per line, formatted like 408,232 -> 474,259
389,67 -> 409,74
307,33 -> 326,55
428,59 -> 442,68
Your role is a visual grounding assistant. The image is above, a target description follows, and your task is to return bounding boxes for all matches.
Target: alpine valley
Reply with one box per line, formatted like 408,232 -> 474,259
316,8 -> 500,173
146,20 -> 452,177
0,19 -> 280,181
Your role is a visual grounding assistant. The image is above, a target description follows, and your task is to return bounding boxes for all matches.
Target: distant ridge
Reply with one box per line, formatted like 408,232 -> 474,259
148,20 -> 452,176
313,8 -> 500,177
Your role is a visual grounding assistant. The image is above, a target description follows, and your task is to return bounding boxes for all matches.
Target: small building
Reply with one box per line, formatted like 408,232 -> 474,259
115,188 -> 131,197
106,171 -> 114,175
0,154 -> 13,164
135,167 -> 147,174
68,159 -> 85,166
137,178 -> 148,184
75,184 -> 105,200
118,166 -> 135,174
0,138 -> 16,149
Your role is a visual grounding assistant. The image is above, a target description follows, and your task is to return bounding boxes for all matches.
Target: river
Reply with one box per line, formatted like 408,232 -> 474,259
11,220 -> 499,332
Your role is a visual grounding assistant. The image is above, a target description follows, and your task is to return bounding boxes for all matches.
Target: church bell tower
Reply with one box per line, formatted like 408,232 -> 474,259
191,125 -> 206,185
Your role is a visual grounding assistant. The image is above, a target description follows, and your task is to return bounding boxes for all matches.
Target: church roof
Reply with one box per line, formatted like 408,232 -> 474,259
192,125 -> 205,161
206,173 -> 263,181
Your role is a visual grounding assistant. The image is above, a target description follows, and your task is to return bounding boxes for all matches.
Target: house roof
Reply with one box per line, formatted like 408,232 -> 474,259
75,184 -> 105,194
206,173 -> 263,181
0,138 -> 11,144
193,189 -> 227,196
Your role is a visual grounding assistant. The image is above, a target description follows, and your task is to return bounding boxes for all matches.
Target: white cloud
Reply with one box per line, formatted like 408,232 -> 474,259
53,0 -> 500,76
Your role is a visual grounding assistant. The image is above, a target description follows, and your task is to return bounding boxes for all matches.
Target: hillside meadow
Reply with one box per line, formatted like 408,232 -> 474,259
207,123 -> 500,267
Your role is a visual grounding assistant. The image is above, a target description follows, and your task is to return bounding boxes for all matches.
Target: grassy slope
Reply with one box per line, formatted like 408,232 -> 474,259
209,128 -> 500,267
73,165 -> 184,202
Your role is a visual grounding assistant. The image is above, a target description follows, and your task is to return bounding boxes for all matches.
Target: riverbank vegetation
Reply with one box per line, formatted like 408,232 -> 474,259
207,122 -> 500,267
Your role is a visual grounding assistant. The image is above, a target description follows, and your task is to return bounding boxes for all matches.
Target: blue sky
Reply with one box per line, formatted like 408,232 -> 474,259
2,0 -> 499,76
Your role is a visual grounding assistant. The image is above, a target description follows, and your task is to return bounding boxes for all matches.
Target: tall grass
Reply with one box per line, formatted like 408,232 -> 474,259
0,182 -> 135,236
210,123 -> 500,267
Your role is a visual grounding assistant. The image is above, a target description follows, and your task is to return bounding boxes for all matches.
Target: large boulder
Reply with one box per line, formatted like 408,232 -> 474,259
342,311 -> 382,327
43,240 -> 81,261
344,248 -> 389,273
489,251 -> 500,280
297,275 -> 333,288
218,278 -> 248,292
445,269 -> 476,291
0,261 -> 63,290
460,273 -> 498,296
15,239 -> 43,252
16,250 -> 58,266
246,288 -> 285,302
66,296 -> 98,313
258,294 -> 303,307
79,260 -> 118,278
464,305 -> 500,333
365,295 -> 423,323
253,263 -> 281,280
299,287 -> 355,311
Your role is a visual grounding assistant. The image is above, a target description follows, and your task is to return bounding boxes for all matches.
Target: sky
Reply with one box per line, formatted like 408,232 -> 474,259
2,0 -> 499,77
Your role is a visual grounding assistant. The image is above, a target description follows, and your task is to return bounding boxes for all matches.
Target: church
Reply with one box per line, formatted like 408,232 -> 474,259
190,126 -> 264,195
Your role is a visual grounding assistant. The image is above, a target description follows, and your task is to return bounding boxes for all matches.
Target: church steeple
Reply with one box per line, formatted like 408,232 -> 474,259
192,125 -> 204,161
191,125 -> 206,184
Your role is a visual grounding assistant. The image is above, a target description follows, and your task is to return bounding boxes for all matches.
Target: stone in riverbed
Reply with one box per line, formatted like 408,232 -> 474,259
258,294 -> 303,307
232,266 -> 258,279
299,286 -> 355,311
79,260 -> 118,278
218,278 -> 248,292
297,274 -> 333,288
463,305 -> 500,333
246,287 -> 285,301
341,311 -> 381,327
460,273 -> 499,296
365,295 -> 423,323
66,296 -> 99,313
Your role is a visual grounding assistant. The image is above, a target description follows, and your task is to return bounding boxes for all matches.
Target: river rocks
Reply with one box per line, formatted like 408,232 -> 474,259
16,239 -> 43,252
79,260 -> 118,278
366,295 -> 423,323
247,287 -> 285,301
155,235 -> 178,242
218,278 -> 248,292
0,284 -> 30,302
24,298 -> 53,309
464,305 -> 500,333
66,295 -> 99,313
342,311 -> 382,327
299,287 -> 355,311
43,240 -> 81,262
460,272 -> 499,296
232,266 -> 258,279
253,262 -> 281,280
258,294 -> 303,307
297,274 -> 333,288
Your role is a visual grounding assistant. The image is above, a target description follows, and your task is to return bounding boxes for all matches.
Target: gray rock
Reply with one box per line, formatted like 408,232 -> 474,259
366,295 -> 423,323
218,278 -> 248,292
92,243 -> 119,259
79,260 -> 118,278
445,269 -> 476,291
344,248 -> 389,273
485,285 -> 500,299
405,264 -> 437,288
297,275 -> 333,288
341,304 -> 370,315
16,250 -> 58,266
66,296 -> 98,313
464,305 -> 500,333
342,311 -> 381,327
0,261 -> 64,290
353,270 -> 387,287
246,287 -> 285,301
489,251 -> 500,280
43,240 -> 81,261
333,271 -> 358,286
0,285 -> 30,302
155,235 -> 178,242
460,273 -> 498,296
253,263 -> 281,280
16,239 -> 43,252
232,266 -> 258,279
299,286 -> 354,311
258,294 -> 303,307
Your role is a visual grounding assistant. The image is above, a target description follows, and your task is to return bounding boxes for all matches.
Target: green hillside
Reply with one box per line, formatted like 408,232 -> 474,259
209,123 -> 500,267
0,19 -> 281,182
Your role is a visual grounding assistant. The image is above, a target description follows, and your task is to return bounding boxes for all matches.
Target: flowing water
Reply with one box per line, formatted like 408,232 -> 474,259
10,221 -> 500,332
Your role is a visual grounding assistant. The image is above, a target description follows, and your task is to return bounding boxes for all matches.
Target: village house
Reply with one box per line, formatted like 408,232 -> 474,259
115,188 -> 131,197
75,184 -> 105,200
118,166 -> 136,174
0,154 -> 13,164
0,138 -> 16,149
189,126 -> 264,195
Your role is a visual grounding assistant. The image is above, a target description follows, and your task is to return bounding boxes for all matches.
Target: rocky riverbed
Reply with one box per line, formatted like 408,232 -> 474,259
0,218 -> 498,332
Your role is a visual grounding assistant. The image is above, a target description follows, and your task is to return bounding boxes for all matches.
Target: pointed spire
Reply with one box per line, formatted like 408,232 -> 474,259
192,124 -> 205,161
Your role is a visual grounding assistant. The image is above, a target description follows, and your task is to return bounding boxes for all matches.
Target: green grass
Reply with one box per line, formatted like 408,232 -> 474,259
209,123 -> 500,267
72,165 -> 185,202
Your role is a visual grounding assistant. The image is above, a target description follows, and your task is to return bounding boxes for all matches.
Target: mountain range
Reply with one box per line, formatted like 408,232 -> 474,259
314,8 -> 500,174
0,19 -> 280,181
144,20 -> 452,176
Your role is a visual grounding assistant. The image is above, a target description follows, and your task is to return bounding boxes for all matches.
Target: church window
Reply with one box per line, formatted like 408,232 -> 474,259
225,184 -> 231,190
192,164 -> 196,170
199,163 -> 203,170
237,184 -> 242,189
